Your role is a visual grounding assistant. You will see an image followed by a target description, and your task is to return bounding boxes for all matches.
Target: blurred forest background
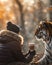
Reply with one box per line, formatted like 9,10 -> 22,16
0,0 -> 52,62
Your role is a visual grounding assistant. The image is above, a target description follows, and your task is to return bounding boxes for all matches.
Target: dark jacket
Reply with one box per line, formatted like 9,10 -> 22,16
0,30 -> 35,65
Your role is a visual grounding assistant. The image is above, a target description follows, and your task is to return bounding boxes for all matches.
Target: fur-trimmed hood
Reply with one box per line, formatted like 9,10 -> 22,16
0,30 -> 25,64
0,30 -> 24,45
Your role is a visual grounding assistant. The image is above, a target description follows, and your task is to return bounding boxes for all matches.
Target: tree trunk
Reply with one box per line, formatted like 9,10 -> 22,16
16,0 -> 28,53
49,0 -> 52,22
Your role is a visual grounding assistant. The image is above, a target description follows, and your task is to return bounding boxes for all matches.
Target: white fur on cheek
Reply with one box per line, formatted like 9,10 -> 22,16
35,36 -> 42,41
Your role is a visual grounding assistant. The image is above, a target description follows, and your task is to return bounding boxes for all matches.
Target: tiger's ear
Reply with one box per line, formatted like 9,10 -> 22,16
40,21 -> 47,28
40,21 -> 45,25
40,21 -> 42,24
43,22 -> 48,29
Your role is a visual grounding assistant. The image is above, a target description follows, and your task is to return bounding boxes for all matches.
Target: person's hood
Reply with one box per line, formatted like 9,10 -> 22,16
0,30 -> 24,45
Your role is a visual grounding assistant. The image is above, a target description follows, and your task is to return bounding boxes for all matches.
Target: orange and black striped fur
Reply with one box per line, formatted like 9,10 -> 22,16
35,21 -> 52,65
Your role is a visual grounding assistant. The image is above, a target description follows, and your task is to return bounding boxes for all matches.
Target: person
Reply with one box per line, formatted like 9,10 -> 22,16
7,22 -> 23,46
0,22 -> 36,65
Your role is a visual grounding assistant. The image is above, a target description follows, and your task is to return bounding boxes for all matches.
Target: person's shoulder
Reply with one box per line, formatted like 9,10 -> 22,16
0,30 -> 23,45
0,30 -> 19,40
0,30 -> 8,35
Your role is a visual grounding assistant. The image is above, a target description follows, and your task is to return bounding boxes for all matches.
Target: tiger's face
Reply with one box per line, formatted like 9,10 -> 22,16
35,22 -> 49,42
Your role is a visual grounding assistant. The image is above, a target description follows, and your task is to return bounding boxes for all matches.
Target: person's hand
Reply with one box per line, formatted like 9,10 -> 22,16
29,50 -> 36,56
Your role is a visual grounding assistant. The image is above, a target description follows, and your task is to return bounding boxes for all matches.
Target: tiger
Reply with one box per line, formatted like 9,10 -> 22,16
34,21 -> 52,65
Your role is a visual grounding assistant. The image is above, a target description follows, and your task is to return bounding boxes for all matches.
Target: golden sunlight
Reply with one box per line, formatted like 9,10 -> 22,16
23,0 -> 34,6
0,0 -> 8,2
0,0 -> 16,29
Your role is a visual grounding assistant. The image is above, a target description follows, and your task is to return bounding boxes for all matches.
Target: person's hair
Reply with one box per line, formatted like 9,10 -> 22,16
7,22 -> 20,34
